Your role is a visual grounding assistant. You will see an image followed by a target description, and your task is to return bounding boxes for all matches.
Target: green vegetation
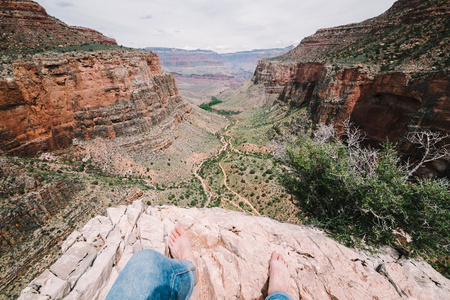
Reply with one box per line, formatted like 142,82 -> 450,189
1,43 -> 133,61
199,96 -> 223,111
48,43 -> 133,54
282,132 -> 449,276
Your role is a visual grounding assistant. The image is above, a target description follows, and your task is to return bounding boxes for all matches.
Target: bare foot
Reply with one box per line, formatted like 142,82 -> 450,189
168,224 -> 199,285
267,251 -> 290,295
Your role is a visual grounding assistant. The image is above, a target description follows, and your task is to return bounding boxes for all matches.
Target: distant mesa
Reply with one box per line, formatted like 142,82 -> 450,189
145,46 -> 294,87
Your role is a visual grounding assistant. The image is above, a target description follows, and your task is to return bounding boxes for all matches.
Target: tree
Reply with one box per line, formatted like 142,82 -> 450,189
404,130 -> 450,180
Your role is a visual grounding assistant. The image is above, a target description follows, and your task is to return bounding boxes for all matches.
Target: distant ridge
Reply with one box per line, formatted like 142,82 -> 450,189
145,46 -> 294,82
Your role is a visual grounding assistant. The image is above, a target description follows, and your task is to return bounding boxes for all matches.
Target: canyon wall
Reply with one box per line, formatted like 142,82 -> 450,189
255,60 -> 449,175
253,0 -> 449,176
0,50 -> 191,156
0,178 -> 80,253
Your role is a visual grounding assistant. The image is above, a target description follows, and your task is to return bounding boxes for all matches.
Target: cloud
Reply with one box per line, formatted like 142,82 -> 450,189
56,1 -> 73,8
33,0 -> 397,53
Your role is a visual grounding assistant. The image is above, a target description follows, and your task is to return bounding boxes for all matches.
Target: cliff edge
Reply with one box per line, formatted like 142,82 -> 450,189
19,201 -> 450,299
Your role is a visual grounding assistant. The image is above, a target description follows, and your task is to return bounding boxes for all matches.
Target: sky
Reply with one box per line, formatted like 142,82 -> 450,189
34,0 -> 397,53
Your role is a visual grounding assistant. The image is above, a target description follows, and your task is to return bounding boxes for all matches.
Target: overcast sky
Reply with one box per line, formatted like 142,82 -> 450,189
34,0 -> 397,53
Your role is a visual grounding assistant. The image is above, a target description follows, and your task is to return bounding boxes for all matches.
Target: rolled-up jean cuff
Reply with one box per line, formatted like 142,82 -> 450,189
171,259 -> 196,299
265,291 -> 294,300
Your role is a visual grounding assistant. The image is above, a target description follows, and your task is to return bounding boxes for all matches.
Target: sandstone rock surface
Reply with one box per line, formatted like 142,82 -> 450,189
19,201 -> 450,299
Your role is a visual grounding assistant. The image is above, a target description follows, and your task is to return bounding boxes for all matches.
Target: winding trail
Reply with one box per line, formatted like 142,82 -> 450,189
192,119 -> 260,215
193,160 -> 212,205
219,162 -> 260,215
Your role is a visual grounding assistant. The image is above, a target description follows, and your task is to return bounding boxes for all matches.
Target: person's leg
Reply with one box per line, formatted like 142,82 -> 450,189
105,249 -> 195,300
265,251 -> 294,300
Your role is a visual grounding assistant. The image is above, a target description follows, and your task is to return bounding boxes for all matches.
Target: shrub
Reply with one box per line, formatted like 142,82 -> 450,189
282,132 -> 449,276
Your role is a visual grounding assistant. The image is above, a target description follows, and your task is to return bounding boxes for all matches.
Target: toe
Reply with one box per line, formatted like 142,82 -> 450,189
175,224 -> 185,236
271,251 -> 278,260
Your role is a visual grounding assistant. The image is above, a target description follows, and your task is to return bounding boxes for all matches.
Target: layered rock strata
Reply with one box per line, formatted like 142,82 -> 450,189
256,60 -> 449,174
0,50 -> 191,156
19,202 -> 450,299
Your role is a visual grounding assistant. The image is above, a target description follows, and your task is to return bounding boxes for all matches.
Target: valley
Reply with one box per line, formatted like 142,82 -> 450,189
0,0 -> 449,299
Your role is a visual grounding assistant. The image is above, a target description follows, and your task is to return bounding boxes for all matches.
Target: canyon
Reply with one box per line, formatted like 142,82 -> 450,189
0,0 -> 449,298
146,47 -> 293,105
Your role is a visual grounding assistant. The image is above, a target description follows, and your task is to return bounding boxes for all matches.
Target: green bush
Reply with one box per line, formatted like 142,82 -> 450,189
282,134 -> 449,276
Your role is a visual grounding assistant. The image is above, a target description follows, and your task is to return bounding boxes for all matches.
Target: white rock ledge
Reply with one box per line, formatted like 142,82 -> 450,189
19,201 -> 450,299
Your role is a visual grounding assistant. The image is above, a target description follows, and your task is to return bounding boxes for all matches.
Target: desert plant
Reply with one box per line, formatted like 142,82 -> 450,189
282,125 -> 449,276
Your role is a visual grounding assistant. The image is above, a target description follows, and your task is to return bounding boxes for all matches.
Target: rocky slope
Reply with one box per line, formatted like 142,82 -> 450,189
19,201 -> 450,299
0,49 -> 191,156
253,0 -> 449,176
0,0 -> 117,56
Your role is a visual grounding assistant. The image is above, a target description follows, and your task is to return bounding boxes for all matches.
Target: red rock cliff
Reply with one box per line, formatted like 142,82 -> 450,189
0,50 -> 191,156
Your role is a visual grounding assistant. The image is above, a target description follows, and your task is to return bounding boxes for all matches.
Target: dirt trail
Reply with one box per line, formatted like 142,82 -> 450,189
219,162 -> 260,215
193,119 -> 260,215
193,160 -> 212,205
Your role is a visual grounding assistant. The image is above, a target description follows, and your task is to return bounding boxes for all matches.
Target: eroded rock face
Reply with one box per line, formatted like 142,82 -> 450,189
19,202 -> 450,300
0,50 -> 191,156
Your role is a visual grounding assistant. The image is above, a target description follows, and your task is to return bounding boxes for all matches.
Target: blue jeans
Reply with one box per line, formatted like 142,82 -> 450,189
106,249 -> 294,300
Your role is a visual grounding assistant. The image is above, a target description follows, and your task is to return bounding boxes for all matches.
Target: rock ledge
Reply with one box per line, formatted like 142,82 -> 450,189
19,201 -> 450,299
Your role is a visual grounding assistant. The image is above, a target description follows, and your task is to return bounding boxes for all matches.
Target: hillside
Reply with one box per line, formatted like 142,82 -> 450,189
0,0 -> 117,57
277,0 -> 449,71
